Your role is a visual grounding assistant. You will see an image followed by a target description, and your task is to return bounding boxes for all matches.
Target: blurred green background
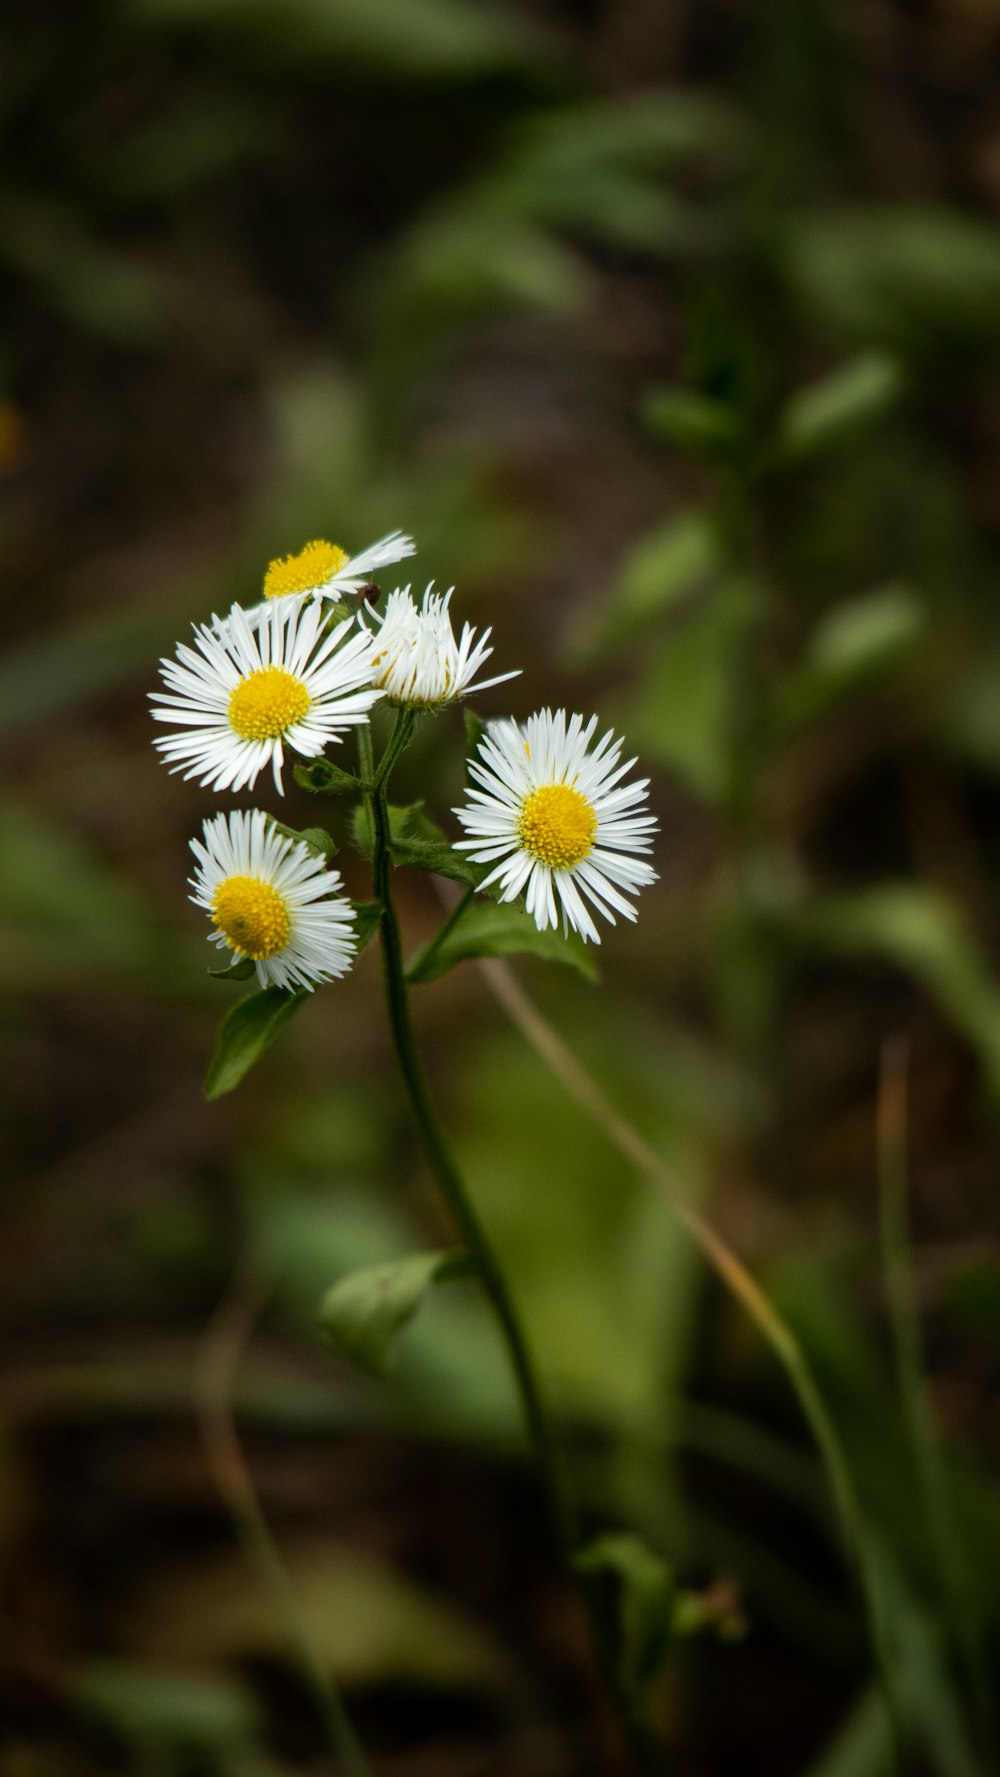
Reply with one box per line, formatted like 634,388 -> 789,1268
3,0 -> 1000,1771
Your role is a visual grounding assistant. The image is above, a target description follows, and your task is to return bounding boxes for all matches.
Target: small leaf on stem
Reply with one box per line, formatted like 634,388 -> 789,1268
204,985 -> 307,1099
407,899 -> 597,984
573,1531 -> 675,1697
271,819 -> 339,859
353,803 -> 486,888
208,955 -> 257,982
295,759 -> 363,795
351,899 -> 383,952
319,1250 -> 472,1376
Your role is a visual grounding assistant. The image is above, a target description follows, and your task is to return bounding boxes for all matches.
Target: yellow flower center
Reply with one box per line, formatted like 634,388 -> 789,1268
518,783 -> 597,870
228,667 -> 311,740
263,539 -> 349,600
211,876 -> 291,960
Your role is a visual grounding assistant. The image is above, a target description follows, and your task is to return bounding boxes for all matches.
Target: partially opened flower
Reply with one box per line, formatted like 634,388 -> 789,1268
250,531 -> 416,618
190,809 -> 356,990
365,583 -> 518,708
453,709 -> 657,944
151,598 -> 380,794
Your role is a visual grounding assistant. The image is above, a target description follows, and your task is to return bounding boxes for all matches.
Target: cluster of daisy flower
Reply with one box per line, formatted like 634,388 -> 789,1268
152,530 -> 657,991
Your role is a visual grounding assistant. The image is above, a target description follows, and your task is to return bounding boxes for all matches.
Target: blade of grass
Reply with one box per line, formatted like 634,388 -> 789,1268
877,1039 -> 994,1768
194,1264 -> 373,1777
475,948 -> 902,1766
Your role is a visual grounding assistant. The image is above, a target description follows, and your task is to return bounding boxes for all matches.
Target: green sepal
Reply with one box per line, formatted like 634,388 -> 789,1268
318,1250 -> 473,1377
407,900 -> 597,985
204,985 -> 307,1100
270,820 -> 338,860
294,758 -> 363,796
573,1531 -> 675,1698
208,955 -> 257,982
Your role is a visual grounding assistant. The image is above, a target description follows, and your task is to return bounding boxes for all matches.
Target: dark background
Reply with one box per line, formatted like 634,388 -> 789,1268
3,1 -> 1000,1772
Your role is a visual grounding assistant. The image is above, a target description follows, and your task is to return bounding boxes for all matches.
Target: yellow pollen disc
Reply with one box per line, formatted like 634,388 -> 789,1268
211,875 -> 291,960
228,667 -> 311,740
518,783 -> 597,870
263,539 -> 349,600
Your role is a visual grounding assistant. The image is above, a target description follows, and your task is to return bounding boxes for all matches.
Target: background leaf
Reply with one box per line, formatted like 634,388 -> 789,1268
771,353 -> 905,467
318,1249 -> 472,1376
799,885 -> 1000,1098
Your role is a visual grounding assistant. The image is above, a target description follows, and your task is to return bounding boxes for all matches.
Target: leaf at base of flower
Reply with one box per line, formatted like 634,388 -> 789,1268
204,986 -> 307,1099
407,900 -> 597,984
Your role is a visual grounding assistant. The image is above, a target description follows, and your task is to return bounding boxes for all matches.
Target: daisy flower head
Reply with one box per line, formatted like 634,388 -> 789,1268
365,582 -> 519,709
252,530 -> 416,618
151,597 -> 380,795
190,809 -> 357,990
453,709 -> 657,945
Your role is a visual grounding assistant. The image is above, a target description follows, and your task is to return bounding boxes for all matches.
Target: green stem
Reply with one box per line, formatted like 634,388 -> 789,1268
406,884 -> 475,983
367,713 -> 662,1775
372,707 -> 415,790
368,734 -> 574,1552
357,721 -> 375,785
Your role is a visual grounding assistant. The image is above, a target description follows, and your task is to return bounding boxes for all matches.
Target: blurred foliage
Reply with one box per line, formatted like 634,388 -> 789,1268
3,0 -> 1000,1773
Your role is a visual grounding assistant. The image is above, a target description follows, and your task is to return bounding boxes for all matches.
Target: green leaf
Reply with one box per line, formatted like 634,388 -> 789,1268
772,353 -> 905,467
777,585 -> 924,728
671,1581 -> 747,1643
295,758 -> 363,796
392,836 -> 486,888
802,1688 -> 892,1777
96,99 -> 270,205
577,513 -> 719,659
464,708 -> 487,757
353,801 -> 439,858
785,207 -> 1000,357
208,956 -> 257,982
800,885 -> 1000,1098
407,899 -> 597,984
642,388 -> 741,458
574,1531 -> 675,1696
72,1663 -> 258,1750
271,820 -> 338,859
627,574 -> 760,801
319,1250 -> 472,1376
0,196 -> 173,346
352,899 -> 383,952
135,1540 -> 504,1689
352,802 -> 486,888
124,0 -> 539,80
204,986 -> 307,1099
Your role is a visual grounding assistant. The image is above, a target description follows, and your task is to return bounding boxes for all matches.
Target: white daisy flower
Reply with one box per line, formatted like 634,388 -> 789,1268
364,583 -> 519,708
453,709 -> 657,944
190,809 -> 357,991
151,598 -> 380,794
247,531 -> 416,619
